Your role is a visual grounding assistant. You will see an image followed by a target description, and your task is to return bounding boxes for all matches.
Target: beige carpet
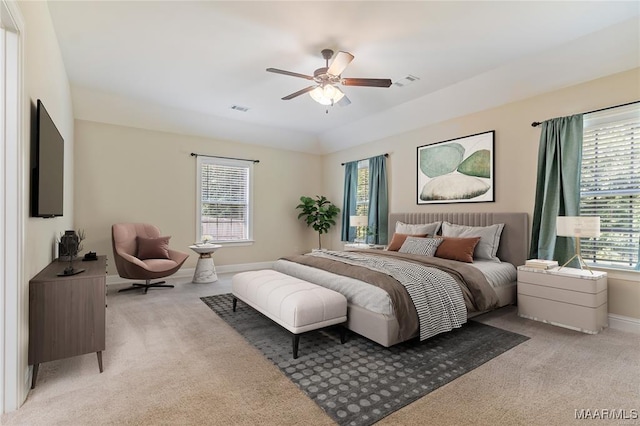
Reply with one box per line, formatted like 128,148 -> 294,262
3,273 -> 639,425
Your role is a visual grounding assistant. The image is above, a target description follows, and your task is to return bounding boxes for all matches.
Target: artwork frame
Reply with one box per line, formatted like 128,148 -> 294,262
417,130 -> 495,204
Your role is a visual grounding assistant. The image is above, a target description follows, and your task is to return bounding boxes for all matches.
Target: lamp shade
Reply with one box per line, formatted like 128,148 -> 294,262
309,85 -> 345,106
556,216 -> 601,238
350,215 -> 368,227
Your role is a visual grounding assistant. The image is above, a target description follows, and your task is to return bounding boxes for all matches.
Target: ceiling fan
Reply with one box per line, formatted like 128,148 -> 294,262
266,49 -> 392,107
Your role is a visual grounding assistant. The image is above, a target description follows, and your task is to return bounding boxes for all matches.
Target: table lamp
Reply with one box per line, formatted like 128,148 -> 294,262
350,215 -> 368,243
556,216 -> 600,273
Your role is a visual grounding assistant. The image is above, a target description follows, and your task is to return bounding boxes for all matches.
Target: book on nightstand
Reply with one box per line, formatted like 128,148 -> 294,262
524,259 -> 559,270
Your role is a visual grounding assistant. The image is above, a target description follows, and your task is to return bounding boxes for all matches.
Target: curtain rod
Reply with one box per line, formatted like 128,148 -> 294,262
341,153 -> 388,166
531,100 -> 640,127
190,152 -> 259,163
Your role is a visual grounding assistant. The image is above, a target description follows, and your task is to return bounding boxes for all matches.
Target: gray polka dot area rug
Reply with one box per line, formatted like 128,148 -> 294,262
201,294 -> 529,426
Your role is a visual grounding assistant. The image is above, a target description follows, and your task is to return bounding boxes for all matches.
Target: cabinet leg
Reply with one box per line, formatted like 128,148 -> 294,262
97,351 -> 103,373
31,364 -> 39,389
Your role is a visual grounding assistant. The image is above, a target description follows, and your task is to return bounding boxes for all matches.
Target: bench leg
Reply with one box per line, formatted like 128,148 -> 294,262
232,297 -> 237,312
292,334 -> 300,359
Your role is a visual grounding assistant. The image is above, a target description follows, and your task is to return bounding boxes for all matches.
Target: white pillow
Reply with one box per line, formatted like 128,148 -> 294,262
395,221 -> 441,236
399,237 -> 442,256
441,222 -> 504,262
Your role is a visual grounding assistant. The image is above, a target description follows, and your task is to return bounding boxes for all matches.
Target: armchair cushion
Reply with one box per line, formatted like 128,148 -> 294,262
137,236 -> 171,260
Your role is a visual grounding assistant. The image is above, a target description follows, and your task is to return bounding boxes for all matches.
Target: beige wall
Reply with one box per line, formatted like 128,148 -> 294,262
322,68 -> 640,319
72,70 -> 639,317
16,0 -> 75,408
74,120 -> 323,275
20,2 -> 75,276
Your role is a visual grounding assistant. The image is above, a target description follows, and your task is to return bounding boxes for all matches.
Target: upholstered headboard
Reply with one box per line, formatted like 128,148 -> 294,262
388,212 -> 529,267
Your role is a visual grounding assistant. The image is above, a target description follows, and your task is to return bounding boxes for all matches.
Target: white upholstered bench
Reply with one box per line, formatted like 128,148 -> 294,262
231,270 -> 348,358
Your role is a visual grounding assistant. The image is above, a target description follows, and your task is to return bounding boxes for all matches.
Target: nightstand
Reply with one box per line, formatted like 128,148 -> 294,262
517,266 -> 608,334
344,243 -> 386,251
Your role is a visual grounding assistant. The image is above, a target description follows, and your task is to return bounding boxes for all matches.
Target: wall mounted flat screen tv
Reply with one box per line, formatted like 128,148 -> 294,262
31,99 -> 64,217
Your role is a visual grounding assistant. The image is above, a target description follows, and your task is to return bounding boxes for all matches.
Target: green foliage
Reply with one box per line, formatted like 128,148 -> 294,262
296,195 -> 340,249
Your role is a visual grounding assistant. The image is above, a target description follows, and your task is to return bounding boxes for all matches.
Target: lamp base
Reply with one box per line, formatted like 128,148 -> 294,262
558,253 -> 594,274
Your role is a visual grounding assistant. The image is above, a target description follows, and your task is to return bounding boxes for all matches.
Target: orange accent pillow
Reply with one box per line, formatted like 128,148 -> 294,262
434,237 -> 481,263
137,236 -> 171,260
386,233 -> 428,251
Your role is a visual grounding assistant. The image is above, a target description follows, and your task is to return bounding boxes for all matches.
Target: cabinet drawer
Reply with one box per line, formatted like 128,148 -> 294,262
518,294 -> 608,334
518,282 -> 607,308
517,270 -> 606,293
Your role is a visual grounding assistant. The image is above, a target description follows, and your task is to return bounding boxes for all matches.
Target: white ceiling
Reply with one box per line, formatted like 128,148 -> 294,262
47,1 -> 640,154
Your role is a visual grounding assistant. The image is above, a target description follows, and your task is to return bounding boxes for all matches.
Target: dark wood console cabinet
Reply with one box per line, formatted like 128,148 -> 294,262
28,256 -> 107,388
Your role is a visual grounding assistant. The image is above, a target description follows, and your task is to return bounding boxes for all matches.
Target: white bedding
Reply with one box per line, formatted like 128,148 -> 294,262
470,260 -> 517,288
273,256 -> 516,316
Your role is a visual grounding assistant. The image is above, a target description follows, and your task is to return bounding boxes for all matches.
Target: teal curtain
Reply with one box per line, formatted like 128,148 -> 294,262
529,114 -> 583,265
341,161 -> 358,241
367,155 -> 389,245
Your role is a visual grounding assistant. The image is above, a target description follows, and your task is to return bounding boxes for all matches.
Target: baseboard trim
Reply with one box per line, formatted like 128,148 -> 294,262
608,313 -> 640,334
106,261 -> 275,285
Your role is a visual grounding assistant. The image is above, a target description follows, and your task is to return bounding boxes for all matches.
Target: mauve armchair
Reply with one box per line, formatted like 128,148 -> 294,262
111,223 -> 189,294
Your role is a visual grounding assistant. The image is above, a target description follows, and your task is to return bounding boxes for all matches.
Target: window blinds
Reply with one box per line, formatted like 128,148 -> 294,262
580,103 -> 640,268
200,160 -> 250,241
355,160 -> 370,216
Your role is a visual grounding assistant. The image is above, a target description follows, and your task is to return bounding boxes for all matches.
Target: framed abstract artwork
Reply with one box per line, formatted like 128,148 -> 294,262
417,130 -> 495,204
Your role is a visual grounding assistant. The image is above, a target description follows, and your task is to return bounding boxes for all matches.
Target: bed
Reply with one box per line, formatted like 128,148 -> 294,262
273,212 -> 529,347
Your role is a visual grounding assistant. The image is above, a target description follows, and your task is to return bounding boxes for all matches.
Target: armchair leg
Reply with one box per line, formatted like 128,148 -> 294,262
118,279 -> 174,294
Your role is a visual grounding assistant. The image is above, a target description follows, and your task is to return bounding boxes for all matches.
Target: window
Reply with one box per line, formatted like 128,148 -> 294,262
355,160 -> 369,240
197,156 -> 253,244
355,160 -> 369,215
580,103 -> 640,269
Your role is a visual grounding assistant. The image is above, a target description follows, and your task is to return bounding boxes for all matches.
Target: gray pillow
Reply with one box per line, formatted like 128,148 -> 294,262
399,237 -> 442,256
395,221 -> 441,236
441,222 -> 504,262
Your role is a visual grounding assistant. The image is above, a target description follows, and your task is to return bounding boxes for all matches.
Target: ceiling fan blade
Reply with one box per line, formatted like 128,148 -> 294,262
282,85 -> 317,100
327,51 -> 354,76
342,78 -> 392,88
266,68 -> 314,80
337,94 -> 351,107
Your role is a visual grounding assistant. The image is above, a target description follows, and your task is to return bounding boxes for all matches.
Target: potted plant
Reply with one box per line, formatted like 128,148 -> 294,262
296,195 -> 340,249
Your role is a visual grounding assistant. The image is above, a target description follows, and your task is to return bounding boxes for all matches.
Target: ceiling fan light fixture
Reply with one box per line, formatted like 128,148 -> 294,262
309,84 -> 345,106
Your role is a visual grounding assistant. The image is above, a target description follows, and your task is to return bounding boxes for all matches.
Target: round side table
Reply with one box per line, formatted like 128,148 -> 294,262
188,244 -> 222,283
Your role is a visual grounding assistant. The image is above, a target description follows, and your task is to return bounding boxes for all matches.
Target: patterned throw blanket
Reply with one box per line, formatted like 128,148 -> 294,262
308,250 -> 467,341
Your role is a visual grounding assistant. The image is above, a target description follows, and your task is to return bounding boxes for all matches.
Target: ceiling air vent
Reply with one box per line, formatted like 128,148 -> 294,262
230,105 -> 250,112
393,75 -> 420,88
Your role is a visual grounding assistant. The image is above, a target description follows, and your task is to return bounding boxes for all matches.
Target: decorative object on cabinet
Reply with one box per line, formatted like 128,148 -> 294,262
57,229 -> 86,276
417,131 -> 495,204
29,256 -> 107,388
524,259 -> 558,270
556,216 -> 600,273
